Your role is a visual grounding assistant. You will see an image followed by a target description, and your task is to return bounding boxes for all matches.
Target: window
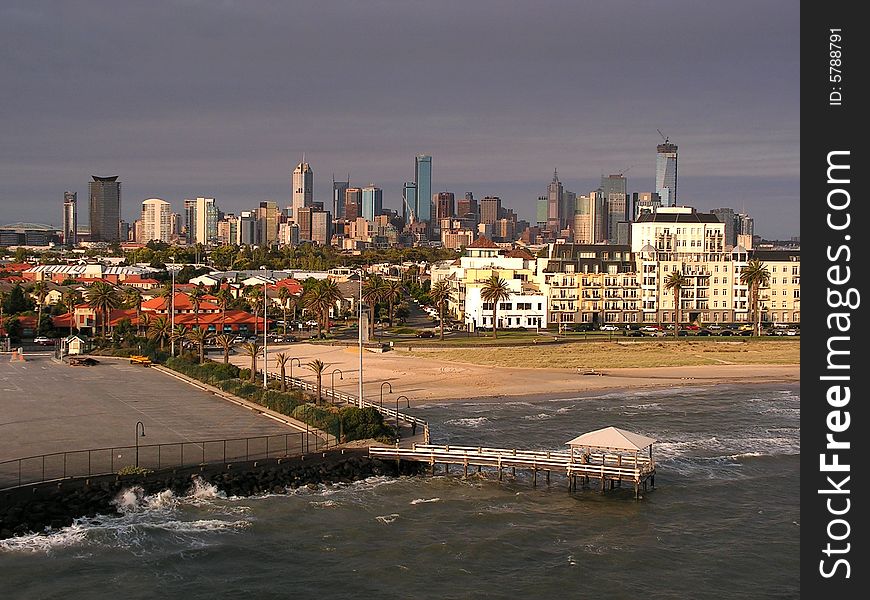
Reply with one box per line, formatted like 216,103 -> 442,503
482,302 -> 493,310
499,303 -> 512,311
794,289 -> 800,298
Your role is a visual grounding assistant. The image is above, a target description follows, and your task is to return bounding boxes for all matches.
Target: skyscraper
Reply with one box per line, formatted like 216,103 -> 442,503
256,201 -> 279,246
711,207 -> 738,247
292,161 -> 313,220
345,187 -> 362,221
415,155 -> 432,223
141,198 -> 172,243
88,175 -> 121,242
601,174 -> 629,242
402,182 -> 417,225
332,177 -> 349,219
536,196 -> 548,229
480,196 -> 502,225
311,210 -> 332,246
457,192 -> 477,221
63,191 -> 77,247
547,169 -> 563,232
435,192 -> 455,222
656,139 -> 678,206
184,197 -> 218,245
361,185 -> 383,221
183,199 -> 197,244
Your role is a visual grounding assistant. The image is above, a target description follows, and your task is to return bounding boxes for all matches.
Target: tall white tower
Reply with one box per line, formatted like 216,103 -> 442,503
292,161 -> 314,221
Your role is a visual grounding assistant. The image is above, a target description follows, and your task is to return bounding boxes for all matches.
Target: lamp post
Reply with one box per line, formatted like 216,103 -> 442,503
289,357 -> 301,386
331,368 -> 343,401
263,282 -> 268,388
170,261 -> 176,357
380,381 -> 392,409
358,268 -> 364,408
395,395 -> 410,438
135,421 -> 146,468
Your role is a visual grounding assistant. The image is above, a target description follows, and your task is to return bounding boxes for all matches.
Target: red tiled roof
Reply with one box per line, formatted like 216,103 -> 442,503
141,292 -> 221,312
273,278 -> 303,294
467,236 -> 499,249
2,263 -> 32,273
505,248 -> 535,260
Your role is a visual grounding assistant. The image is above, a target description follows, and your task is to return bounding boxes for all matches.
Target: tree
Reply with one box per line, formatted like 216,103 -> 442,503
60,289 -> 81,334
188,286 -> 207,329
29,282 -> 49,338
246,285 -> 264,337
147,315 -> 171,350
306,358 -> 328,405
138,312 -> 152,339
241,341 -> 262,383
214,333 -> 234,364
275,352 -> 290,392
187,327 -> 212,364
384,279 -> 404,327
741,259 -> 771,336
480,275 -> 511,338
277,287 -> 291,334
123,287 -> 144,334
664,271 -> 689,338
170,324 -> 188,355
215,287 -> 233,336
0,290 -> 5,338
429,280 -> 451,340
4,283 -> 32,315
86,281 -> 121,337
361,275 -> 387,340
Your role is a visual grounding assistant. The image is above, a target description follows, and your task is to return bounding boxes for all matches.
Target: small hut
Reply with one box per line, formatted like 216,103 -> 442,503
63,335 -> 88,356
565,426 -> 657,497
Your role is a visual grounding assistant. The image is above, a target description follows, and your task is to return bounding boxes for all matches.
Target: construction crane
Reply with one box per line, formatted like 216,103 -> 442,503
657,129 -> 669,144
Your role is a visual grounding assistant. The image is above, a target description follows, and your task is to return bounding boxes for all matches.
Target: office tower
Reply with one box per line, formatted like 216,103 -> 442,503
415,154 -> 432,223
141,198 -> 172,243
63,191 -> 77,247
256,201 -> 279,246
402,182 -> 417,224
88,175 -> 121,242
332,177 -> 349,219
183,199 -> 197,244
435,192 -> 455,222
547,169 -> 563,231
736,213 -> 754,239
573,191 -> 608,244
186,197 -> 218,245
296,207 -> 314,242
561,190 -> 576,230
170,213 -> 183,238
361,185 -> 383,221
292,161 -> 313,220
238,211 -> 256,245
345,187 -> 362,221
479,196 -> 502,225
535,196 -> 548,229
634,192 -> 662,220
711,208 -> 739,247
457,192 -> 478,222
217,214 -> 238,246
133,219 -> 143,243
119,220 -> 131,242
656,139 -> 678,206
601,174 -> 629,242
311,210 -> 332,246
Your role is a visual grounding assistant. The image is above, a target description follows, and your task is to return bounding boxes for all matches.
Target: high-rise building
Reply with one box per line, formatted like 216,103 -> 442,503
547,169 -> 563,231
170,213 -> 183,238
480,196 -> 502,225
656,139 -> 678,206
192,197 -> 218,245
345,187 -> 362,221
217,214 -> 238,246
88,175 -> 121,242
311,210 -> 332,246
141,198 -> 172,243
256,201 -> 279,246
402,182 -> 417,225
536,196 -> 548,229
415,155 -> 432,223
457,192 -> 478,222
736,213 -> 754,239
435,192 -> 455,222
561,190 -> 576,231
634,192 -> 662,220
332,177 -> 349,219
238,211 -> 256,245
63,191 -> 77,247
183,199 -> 197,244
361,185 -> 383,221
292,161 -> 313,220
601,174 -> 629,242
573,191 -> 608,244
296,207 -> 314,242
711,208 -> 738,248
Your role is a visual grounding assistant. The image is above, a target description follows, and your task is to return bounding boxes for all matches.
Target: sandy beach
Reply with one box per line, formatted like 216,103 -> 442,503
233,342 -> 800,404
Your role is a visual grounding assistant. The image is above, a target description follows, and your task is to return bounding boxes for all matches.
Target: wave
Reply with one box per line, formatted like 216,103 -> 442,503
409,498 -> 441,505
523,413 -> 553,421
445,417 -> 490,428
376,514 -> 400,524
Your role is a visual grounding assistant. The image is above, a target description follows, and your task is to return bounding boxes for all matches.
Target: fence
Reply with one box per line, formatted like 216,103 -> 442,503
0,431 -> 330,491
267,372 -> 430,443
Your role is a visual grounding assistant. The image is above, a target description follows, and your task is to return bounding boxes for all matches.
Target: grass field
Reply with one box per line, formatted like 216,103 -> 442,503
402,339 -> 800,369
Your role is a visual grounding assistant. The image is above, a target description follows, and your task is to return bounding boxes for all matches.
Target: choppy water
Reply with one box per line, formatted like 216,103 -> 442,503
0,384 -> 799,599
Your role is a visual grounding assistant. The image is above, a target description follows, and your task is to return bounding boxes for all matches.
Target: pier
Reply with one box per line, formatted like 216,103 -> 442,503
369,426 -> 657,499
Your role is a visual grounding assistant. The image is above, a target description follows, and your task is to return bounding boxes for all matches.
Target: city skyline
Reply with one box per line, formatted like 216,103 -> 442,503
0,1 -> 798,239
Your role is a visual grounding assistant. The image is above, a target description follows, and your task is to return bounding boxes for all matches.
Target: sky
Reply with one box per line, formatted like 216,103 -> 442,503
0,0 -> 799,239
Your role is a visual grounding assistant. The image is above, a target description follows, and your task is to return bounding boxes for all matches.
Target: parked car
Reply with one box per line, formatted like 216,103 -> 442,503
640,325 -> 661,332
232,336 -> 246,344
707,324 -> 723,330
33,336 -> 55,346
696,329 -> 713,336
600,325 -> 619,331
415,330 -> 435,338
684,324 -> 700,330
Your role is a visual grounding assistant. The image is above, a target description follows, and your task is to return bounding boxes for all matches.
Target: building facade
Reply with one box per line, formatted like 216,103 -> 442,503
88,175 -> 121,242
63,191 -> 77,247
141,198 -> 172,243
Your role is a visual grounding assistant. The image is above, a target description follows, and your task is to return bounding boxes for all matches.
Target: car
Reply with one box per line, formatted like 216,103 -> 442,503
640,325 -> 661,332
677,330 -> 689,336
718,329 -> 735,336
738,324 -> 754,331
33,336 -> 55,346
784,328 -> 799,336
625,330 -> 645,337
684,324 -> 699,331
232,336 -> 246,344
696,329 -> 713,336
600,325 -> 619,331
707,324 -> 723,330
644,330 -> 666,337
415,330 -> 435,338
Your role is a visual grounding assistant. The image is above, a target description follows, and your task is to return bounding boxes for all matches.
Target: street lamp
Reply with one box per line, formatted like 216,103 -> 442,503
331,368 -> 344,401
170,261 -> 176,357
289,357 -> 301,385
357,268 -> 364,408
380,381 -> 392,409
395,395 -> 410,438
135,421 -> 146,468
263,281 -> 268,388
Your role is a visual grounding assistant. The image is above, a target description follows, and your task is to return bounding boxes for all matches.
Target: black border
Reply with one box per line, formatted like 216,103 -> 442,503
801,4 -> 866,594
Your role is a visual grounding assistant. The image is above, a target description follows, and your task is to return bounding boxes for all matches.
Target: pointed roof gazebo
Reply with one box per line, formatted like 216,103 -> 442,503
565,426 -> 656,464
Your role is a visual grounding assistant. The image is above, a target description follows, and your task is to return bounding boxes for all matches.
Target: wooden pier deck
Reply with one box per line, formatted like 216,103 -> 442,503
369,441 -> 657,498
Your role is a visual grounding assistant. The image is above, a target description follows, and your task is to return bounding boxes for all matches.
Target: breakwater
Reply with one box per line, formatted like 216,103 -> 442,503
0,449 -> 419,539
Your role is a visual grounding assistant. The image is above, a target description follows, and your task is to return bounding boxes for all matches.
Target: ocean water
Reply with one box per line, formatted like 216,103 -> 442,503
0,384 -> 799,599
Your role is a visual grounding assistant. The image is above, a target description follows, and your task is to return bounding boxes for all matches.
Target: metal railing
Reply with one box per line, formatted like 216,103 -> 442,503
267,372 -> 430,443
0,431 -> 331,491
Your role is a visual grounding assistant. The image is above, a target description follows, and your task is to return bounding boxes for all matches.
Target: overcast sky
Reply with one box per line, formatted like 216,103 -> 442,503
0,0 -> 799,239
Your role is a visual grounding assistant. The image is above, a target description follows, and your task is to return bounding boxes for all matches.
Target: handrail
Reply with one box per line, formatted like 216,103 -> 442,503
0,431 -> 332,491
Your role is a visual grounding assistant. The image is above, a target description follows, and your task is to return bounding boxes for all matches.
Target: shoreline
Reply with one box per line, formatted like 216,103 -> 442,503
241,343 -> 799,406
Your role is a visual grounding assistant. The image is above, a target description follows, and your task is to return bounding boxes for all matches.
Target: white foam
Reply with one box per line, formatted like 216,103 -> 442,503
143,519 -> 250,533
0,524 -> 89,554
523,413 -> 552,421
409,498 -> 441,505
445,417 -> 490,428
376,513 -> 400,524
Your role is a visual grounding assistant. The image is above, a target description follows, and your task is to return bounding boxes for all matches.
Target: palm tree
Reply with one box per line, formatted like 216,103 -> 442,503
246,286 -> 264,338
188,286 -> 207,329
215,288 -> 233,336
277,287 -> 291,334
275,352 -> 290,391
741,259 -> 771,336
30,282 -> 49,337
241,341 -> 262,383
0,290 -> 6,338
170,324 -> 188,355
123,287 -> 144,334
664,271 -> 689,338
306,358 -> 328,405
214,333 -> 234,364
157,282 -> 174,300
61,289 -> 81,334
86,281 -> 121,337
138,312 -> 152,339
384,279 -> 404,327
318,279 -> 343,334
480,275 -> 511,339
361,275 -> 387,340
187,327 -> 212,364
429,280 -> 451,340
147,315 -> 171,350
